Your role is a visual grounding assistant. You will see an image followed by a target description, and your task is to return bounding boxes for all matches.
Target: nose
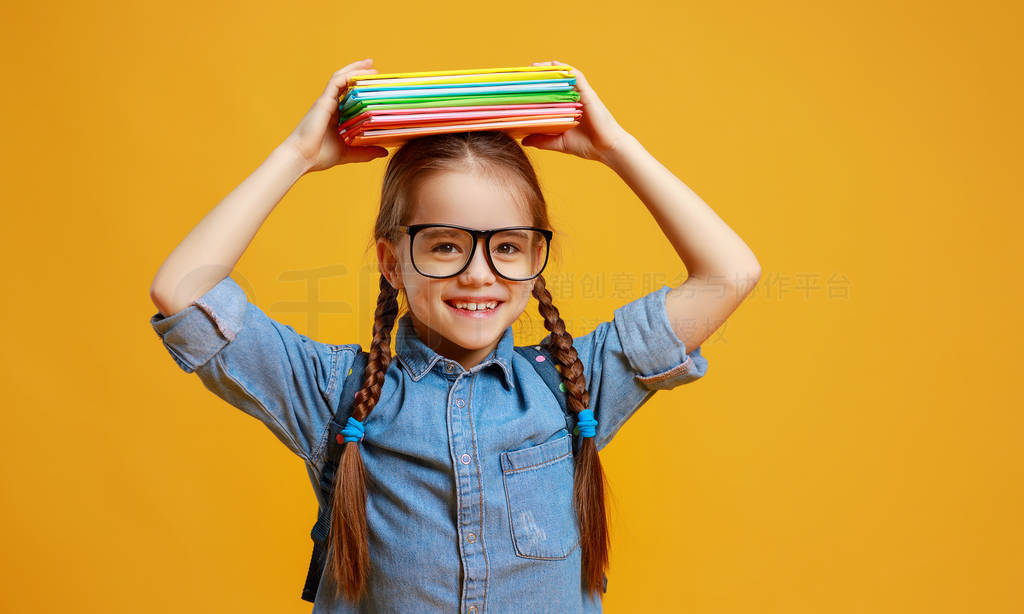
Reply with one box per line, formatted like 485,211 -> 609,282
458,237 -> 497,285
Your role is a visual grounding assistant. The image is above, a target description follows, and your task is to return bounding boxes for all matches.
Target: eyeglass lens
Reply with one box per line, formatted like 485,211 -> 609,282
411,227 -> 548,279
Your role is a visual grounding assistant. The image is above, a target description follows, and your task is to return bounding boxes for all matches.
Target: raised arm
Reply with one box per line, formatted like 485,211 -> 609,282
149,143 -> 309,315
599,135 -> 761,352
522,60 -> 761,352
149,59 -> 389,314
147,59 -> 391,463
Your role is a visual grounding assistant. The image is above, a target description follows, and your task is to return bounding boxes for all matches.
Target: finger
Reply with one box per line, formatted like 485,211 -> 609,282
328,60 -> 375,91
554,59 -> 581,79
521,133 -> 561,151
338,69 -> 378,97
331,68 -> 378,91
555,60 -> 599,103
346,145 -> 390,162
335,58 -> 374,75
322,68 -> 378,100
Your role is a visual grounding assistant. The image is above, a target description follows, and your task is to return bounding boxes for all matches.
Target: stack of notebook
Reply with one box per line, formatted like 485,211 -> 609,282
336,65 -> 583,147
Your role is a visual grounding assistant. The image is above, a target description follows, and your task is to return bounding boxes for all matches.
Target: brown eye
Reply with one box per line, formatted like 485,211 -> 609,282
431,242 -> 461,254
494,242 -> 521,255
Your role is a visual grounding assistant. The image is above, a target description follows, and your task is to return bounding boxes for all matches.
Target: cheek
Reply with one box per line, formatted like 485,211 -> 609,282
402,275 -> 443,307
398,261 -> 425,294
397,258 -> 416,284
509,282 -> 535,309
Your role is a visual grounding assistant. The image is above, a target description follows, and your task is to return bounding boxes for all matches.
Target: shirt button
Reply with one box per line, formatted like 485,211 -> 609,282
467,533 -> 476,543
468,607 -> 478,614
460,453 -> 472,464
445,363 -> 455,373
455,398 -> 466,408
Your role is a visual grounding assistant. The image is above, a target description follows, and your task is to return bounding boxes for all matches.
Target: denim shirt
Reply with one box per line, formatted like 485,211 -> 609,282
149,276 -> 708,614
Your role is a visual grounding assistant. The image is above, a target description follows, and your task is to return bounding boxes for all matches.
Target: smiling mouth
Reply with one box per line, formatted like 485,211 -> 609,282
444,299 -> 503,314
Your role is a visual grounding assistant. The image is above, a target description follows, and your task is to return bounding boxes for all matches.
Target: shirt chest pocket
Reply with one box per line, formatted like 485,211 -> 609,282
499,431 -> 581,560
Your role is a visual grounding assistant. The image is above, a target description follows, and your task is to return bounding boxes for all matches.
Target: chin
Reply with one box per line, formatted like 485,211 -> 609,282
450,329 -> 501,347
443,321 -> 505,349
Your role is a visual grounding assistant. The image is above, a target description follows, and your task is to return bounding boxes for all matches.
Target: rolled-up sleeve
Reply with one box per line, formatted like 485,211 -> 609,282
149,276 -> 361,462
613,284 -> 709,390
150,276 -> 249,374
550,284 -> 709,452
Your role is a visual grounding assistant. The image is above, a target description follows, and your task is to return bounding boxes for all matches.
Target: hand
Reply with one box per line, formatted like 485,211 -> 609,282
282,59 -> 390,173
520,60 -> 633,164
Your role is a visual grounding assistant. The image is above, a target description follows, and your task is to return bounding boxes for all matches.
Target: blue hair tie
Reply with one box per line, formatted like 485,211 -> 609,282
573,409 -> 598,438
340,416 -> 365,444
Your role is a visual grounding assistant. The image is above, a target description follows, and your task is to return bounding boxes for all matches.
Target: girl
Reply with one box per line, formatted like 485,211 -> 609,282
149,58 -> 761,613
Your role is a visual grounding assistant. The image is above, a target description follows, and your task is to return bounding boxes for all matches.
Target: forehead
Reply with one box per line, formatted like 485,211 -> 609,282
407,169 -> 532,228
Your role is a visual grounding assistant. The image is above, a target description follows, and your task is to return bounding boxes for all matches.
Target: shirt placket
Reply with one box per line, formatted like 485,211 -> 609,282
444,360 -> 488,614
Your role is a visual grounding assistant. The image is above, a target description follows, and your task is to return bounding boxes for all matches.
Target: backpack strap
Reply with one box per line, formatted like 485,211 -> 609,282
326,351 -> 371,466
301,350 -> 369,603
514,342 -> 578,448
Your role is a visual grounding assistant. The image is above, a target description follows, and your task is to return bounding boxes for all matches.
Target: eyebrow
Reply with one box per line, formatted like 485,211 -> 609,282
416,225 -> 534,235
495,230 -> 530,239
421,227 -> 465,237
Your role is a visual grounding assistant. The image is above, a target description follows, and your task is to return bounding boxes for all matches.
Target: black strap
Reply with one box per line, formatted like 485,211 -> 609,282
326,351 -> 372,466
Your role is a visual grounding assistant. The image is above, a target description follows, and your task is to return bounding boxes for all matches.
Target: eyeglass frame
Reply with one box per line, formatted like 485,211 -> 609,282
396,223 -> 554,281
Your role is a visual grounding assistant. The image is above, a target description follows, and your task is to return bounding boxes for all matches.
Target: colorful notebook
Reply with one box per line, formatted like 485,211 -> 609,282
337,65 -> 582,147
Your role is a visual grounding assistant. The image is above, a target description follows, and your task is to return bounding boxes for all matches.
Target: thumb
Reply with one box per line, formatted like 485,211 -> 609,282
346,146 -> 389,162
521,133 -> 561,151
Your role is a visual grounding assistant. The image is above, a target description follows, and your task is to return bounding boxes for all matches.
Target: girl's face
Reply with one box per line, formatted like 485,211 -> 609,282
378,168 -> 538,369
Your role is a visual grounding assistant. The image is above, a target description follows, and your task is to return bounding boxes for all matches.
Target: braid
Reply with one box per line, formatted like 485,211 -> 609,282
532,274 -> 610,597
329,274 -> 400,602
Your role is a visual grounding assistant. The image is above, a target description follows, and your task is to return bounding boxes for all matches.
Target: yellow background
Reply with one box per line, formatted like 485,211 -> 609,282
2,0 -> 1020,611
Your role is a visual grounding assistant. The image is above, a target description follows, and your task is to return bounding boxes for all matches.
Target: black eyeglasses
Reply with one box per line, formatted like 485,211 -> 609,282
397,223 -> 553,281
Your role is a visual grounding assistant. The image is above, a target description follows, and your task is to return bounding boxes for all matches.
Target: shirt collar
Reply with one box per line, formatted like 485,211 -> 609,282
394,312 -> 515,389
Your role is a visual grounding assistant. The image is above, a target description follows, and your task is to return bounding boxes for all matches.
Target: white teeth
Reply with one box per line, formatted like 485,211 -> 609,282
451,301 -> 498,311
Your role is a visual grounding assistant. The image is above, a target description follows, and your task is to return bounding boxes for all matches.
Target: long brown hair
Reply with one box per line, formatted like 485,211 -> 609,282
328,131 -> 609,602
